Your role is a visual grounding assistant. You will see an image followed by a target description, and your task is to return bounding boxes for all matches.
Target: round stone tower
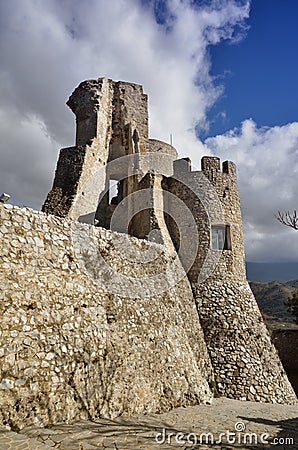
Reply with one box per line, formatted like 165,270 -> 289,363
164,156 -> 296,404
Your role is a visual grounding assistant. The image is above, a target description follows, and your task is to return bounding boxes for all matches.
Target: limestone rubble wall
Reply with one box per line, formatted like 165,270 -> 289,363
194,278 -> 297,404
165,157 -> 297,405
0,203 -> 213,429
272,329 -> 298,372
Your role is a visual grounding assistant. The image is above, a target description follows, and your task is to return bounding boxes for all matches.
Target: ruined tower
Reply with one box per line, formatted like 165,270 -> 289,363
43,78 -> 177,246
42,77 -> 296,405
164,157 -> 295,402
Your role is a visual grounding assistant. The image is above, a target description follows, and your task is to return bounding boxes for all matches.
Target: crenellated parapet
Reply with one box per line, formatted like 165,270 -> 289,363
166,156 -> 246,283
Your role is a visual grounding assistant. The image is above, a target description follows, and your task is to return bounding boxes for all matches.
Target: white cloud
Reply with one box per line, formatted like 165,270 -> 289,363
0,0 -> 249,208
0,108 -> 59,209
6,0 -> 294,264
205,119 -> 298,262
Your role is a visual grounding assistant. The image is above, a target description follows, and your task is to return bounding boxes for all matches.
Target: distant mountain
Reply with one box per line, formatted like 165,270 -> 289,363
249,280 -> 298,329
246,261 -> 298,282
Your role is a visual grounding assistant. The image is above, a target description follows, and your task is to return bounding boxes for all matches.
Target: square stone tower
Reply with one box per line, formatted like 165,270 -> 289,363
43,78 -> 149,222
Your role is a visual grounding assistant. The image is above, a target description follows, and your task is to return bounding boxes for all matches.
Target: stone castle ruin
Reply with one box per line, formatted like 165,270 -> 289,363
0,78 -> 296,429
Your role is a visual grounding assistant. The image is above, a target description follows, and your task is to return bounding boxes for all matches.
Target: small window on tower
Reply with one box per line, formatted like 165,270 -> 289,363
211,225 -> 231,251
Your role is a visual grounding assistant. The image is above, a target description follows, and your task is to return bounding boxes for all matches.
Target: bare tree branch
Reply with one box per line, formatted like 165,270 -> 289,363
275,210 -> 298,230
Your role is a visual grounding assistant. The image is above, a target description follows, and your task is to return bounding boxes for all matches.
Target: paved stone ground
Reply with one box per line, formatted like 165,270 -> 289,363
0,398 -> 297,449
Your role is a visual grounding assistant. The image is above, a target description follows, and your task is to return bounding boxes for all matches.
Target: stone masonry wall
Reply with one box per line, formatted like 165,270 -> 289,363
165,157 -> 297,405
195,279 -> 296,403
272,330 -> 298,372
43,78 -> 149,222
0,203 -> 213,429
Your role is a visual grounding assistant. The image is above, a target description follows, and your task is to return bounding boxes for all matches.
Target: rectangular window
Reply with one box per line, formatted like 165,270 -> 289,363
211,225 -> 231,250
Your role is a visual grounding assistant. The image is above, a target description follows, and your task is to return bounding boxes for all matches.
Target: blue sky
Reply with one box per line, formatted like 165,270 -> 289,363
208,0 -> 298,137
0,0 -> 298,263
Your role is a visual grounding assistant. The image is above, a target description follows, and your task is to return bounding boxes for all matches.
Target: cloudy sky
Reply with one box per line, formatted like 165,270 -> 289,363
0,0 -> 298,263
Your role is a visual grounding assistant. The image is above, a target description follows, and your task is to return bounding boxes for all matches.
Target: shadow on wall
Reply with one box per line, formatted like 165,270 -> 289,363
286,370 -> 298,396
271,329 -> 298,396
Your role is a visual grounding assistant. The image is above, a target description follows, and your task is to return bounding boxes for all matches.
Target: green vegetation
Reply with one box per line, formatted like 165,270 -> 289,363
209,380 -> 220,397
290,280 -> 298,289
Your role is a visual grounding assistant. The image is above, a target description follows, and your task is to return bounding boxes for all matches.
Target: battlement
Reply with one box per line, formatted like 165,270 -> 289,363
201,156 -> 236,176
173,157 -> 192,173
166,153 -> 245,284
173,156 -> 237,178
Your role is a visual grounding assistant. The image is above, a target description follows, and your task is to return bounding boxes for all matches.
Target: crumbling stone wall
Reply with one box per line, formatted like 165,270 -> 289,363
0,203 -> 213,429
42,78 -> 149,222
